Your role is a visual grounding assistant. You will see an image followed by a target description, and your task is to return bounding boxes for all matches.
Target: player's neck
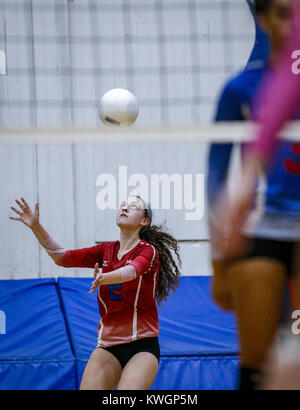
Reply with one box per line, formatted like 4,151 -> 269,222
119,230 -> 141,252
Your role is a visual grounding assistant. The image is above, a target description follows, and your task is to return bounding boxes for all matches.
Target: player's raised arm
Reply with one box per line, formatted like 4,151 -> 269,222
9,197 -> 66,265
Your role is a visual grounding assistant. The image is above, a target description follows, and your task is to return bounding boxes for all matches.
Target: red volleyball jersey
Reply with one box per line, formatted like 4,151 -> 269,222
60,240 -> 160,347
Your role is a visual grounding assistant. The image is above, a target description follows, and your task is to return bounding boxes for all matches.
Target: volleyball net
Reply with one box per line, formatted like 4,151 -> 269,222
0,121 -> 300,144
0,0 -> 255,129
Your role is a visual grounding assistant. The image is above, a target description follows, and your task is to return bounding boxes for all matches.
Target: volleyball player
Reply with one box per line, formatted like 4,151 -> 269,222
10,195 -> 181,390
223,0 -> 300,258
217,0 -> 300,389
207,0 -> 299,390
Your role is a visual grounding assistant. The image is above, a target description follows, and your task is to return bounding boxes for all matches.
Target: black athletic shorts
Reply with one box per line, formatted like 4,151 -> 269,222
100,337 -> 160,369
229,237 -> 299,278
227,237 -> 300,324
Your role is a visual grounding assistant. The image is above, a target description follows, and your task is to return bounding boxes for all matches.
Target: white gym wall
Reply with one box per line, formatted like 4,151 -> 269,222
0,0 -> 254,278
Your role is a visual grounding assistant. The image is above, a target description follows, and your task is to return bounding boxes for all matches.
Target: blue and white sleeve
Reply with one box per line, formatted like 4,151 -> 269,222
207,80 -> 243,207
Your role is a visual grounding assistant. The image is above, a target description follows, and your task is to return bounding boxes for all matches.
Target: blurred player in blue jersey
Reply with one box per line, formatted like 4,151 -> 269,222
218,0 -> 300,390
207,0 -> 299,390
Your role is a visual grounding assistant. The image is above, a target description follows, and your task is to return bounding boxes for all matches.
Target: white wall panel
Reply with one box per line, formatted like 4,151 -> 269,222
32,1 -> 72,127
94,141 -> 209,243
37,144 -> 76,277
0,145 -> 39,278
2,7 -> 35,127
179,241 -> 213,276
72,143 -> 98,277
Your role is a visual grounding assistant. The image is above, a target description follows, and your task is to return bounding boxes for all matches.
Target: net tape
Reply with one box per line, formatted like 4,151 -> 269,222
0,121 -> 300,144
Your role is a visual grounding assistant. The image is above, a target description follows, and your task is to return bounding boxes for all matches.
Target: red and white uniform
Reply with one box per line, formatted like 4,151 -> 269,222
60,240 -> 160,347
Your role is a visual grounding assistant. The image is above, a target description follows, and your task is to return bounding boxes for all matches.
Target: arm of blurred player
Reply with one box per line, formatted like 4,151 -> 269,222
207,79 -> 243,311
250,0 -> 300,163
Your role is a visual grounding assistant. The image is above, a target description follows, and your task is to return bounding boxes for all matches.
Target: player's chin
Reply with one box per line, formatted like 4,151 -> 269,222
116,217 -> 130,227
116,218 -> 137,229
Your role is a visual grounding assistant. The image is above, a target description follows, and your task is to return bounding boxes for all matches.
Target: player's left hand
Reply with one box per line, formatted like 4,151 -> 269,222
220,190 -> 252,258
89,263 -> 103,293
216,154 -> 261,259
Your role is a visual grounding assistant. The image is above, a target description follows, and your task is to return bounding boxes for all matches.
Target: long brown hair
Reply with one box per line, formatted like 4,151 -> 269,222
136,196 -> 182,306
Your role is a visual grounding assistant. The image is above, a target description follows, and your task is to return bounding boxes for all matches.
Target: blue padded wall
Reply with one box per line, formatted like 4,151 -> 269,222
0,279 -> 76,390
0,277 -> 239,390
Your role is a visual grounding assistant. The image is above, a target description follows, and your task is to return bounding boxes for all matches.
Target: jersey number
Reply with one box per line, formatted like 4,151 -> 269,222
284,143 -> 300,174
108,284 -> 122,301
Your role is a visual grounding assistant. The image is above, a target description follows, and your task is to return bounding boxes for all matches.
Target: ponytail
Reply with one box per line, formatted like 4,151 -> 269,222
139,221 -> 182,306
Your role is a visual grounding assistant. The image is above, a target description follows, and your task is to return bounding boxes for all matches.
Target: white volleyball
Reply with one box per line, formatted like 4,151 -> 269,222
98,88 -> 139,127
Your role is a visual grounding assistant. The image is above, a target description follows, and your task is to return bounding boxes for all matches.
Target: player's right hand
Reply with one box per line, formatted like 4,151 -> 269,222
89,263 -> 103,293
9,197 -> 39,228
